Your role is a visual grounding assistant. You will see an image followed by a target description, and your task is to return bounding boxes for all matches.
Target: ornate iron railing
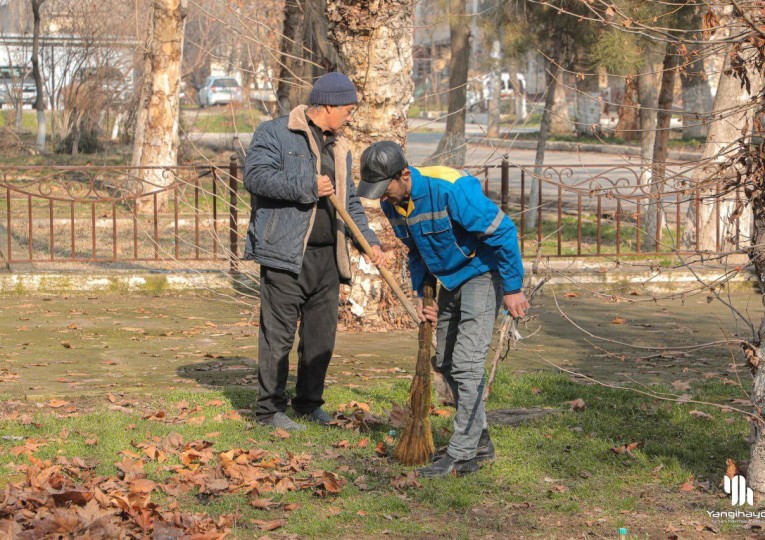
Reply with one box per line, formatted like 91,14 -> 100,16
0,158 -> 740,267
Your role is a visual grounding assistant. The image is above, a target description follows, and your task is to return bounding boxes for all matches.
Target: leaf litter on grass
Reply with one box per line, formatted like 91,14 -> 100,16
0,424 -> 351,538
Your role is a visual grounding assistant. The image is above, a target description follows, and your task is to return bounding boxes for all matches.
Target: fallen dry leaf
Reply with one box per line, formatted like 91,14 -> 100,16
566,398 -> 586,412
611,317 -> 626,325
47,399 -> 70,409
387,404 -> 408,429
251,519 -> 286,531
679,476 -> 695,492
317,471 -> 344,494
391,471 -> 421,490
270,428 -> 290,440
688,410 -> 713,420
250,498 -> 277,510
726,458 -> 739,478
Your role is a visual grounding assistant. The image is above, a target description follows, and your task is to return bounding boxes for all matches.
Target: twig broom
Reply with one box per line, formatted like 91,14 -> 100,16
328,195 -> 434,464
392,276 -> 436,465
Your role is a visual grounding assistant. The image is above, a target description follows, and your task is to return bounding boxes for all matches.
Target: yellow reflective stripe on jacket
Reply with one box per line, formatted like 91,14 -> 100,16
415,166 -> 464,183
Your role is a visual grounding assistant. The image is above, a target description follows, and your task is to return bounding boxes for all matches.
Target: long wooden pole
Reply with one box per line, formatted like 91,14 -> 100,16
328,194 -> 419,324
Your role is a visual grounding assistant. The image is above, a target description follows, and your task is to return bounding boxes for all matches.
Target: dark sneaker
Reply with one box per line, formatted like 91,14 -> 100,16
432,430 -> 495,462
258,412 -> 306,431
417,452 -> 478,477
298,407 -> 333,426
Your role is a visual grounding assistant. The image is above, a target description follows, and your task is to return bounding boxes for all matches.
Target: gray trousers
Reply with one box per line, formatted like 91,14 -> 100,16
434,271 -> 502,460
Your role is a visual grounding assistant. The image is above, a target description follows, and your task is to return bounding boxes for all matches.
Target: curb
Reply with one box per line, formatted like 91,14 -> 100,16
467,136 -> 703,162
0,265 -> 754,296
0,271 -> 259,295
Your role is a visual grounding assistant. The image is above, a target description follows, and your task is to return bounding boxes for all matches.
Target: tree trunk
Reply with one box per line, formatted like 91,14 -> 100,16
487,71 -> 501,138
132,0 -> 188,213
526,53 -> 559,231
550,70 -> 574,135
276,0 -> 308,114
615,76 -> 638,142
637,67 -> 659,193
575,71 -> 599,136
13,100 -> 22,132
507,59 -> 527,122
31,0 -> 46,153
680,29 -> 713,139
429,0 -> 469,166
681,46 -> 763,251
644,47 -> 679,251
326,0 -> 414,329
747,200 -> 765,497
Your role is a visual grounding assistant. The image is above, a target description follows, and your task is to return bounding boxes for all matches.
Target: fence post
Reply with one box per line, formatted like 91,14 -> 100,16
229,155 -> 239,273
501,158 -> 509,213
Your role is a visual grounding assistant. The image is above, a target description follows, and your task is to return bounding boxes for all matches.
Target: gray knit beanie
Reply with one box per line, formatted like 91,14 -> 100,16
309,72 -> 358,106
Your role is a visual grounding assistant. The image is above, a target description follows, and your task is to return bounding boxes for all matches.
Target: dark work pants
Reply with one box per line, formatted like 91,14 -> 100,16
256,244 -> 340,420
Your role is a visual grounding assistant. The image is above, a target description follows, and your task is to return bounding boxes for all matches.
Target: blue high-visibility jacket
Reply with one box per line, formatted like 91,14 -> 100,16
381,166 -> 524,296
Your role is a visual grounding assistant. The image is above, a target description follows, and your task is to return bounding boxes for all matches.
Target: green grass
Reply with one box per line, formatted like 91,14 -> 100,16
180,107 -> 261,134
0,370 -> 749,537
516,214 -> 683,257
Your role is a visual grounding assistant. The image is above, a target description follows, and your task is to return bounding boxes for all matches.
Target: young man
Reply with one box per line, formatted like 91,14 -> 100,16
357,141 -> 528,476
243,73 -> 384,430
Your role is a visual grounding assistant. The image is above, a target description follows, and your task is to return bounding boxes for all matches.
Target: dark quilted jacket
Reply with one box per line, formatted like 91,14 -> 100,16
243,105 -> 379,280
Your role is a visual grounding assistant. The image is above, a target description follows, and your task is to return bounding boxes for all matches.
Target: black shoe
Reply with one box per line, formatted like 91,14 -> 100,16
417,452 -> 478,477
296,407 -> 333,426
431,430 -> 496,463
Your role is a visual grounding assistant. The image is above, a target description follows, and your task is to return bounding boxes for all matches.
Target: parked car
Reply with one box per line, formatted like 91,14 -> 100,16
74,66 -> 133,104
0,66 -> 36,106
198,76 -> 243,107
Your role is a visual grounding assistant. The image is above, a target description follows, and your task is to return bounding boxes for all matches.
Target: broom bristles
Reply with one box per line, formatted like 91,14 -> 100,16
394,279 -> 437,466
393,338 -> 435,465
393,372 -> 435,465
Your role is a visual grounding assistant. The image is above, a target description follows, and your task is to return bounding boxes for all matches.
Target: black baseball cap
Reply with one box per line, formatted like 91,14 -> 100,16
358,141 -> 408,199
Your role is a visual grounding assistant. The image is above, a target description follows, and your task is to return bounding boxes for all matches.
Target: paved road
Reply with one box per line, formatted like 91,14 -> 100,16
190,129 -> 636,168
188,128 -> 686,220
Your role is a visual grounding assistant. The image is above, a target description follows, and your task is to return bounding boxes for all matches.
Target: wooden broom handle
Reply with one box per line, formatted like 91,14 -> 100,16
328,194 -> 420,324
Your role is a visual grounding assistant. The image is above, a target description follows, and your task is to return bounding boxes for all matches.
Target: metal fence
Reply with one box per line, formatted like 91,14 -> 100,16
1,158 -> 241,270
0,158 -> 743,269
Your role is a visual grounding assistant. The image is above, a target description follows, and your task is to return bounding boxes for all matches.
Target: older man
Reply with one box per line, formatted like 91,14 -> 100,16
244,73 -> 384,430
357,141 -> 528,476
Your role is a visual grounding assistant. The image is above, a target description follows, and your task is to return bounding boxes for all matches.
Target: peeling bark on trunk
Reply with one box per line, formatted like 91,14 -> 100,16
326,0 -> 414,329
429,0 -> 469,167
132,0 -> 188,213
681,47 -> 762,252
644,48 -> 679,251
